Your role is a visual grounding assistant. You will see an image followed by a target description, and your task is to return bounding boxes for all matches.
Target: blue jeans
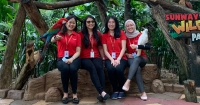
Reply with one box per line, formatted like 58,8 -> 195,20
57,57 -> 80,94
81,58 -> 105,94
128,56 -> 147,92
105,59 -> 127,92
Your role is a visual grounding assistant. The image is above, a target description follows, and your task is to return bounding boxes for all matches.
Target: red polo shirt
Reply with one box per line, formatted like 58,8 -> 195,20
79,31 -> 102,58
102,30 -> 127,60
126,33 -> 147,59
56,31 -> 81,58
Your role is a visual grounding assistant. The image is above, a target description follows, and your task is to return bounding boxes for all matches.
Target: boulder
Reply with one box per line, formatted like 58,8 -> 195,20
151,79 -> 165,93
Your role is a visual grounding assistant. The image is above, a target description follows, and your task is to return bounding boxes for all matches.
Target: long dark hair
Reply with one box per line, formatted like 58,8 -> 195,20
104,16 -> 120,38
82,15 -> 101,48
60,14 -> 77,35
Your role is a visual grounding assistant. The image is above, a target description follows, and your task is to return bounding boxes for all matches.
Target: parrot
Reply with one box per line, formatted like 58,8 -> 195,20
137,28 -> 148,56
37,18 -> 68,66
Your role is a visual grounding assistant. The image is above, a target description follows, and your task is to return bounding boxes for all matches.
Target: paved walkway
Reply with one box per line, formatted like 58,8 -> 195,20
0,92 -> 200,105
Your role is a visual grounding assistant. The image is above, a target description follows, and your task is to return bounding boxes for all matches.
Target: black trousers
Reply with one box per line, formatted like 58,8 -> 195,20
81,58 -> 105,94
105,59 -> 127,92
57,57 -> 80,94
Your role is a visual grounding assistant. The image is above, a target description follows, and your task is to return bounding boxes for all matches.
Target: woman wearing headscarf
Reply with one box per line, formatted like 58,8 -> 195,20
122,19 -> 150,101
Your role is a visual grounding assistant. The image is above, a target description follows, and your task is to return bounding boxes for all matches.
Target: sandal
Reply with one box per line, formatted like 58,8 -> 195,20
62,97 -> 68,104
72,98 -> 79,104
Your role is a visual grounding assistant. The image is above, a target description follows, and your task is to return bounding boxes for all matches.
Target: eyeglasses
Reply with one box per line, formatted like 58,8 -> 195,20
86,21 -> 95,24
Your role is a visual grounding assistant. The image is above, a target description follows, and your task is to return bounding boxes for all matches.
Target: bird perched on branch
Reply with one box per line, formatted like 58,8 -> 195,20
137,28 -> 148,56
37,18 -> 68,64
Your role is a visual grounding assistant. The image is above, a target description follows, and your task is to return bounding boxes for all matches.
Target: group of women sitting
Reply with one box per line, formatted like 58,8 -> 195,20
50,14 -> 150,104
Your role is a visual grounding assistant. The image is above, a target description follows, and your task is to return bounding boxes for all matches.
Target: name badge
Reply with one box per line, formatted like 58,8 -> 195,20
64,51 -> 69,57
132,52 -> 137,58
62,57 -> 68,62
90,51 -> 94,58
112,52 -> 116,58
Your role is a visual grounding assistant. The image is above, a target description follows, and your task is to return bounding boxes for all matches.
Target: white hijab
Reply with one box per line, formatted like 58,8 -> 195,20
125,19 -> 140,38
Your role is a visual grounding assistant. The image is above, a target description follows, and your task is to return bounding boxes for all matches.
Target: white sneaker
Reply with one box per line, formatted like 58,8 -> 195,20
140,96 -> 147,101
122,86 -> 129,91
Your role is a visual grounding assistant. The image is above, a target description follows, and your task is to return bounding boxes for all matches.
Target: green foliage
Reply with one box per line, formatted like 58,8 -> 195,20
0,0 -> 12,22
5,0 -> 197,77
130,1 -> 152,30
191,1 -> 200,12
0,0 -> 17,63
148,27 -> 178,69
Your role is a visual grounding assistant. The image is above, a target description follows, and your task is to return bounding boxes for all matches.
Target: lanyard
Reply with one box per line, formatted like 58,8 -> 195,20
90,36 -> 93,51
65,35 -> 73,50
109,37 -> 115,51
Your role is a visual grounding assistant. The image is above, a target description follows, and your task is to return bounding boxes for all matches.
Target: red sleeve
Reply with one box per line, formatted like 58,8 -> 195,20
120,30 -> 126,40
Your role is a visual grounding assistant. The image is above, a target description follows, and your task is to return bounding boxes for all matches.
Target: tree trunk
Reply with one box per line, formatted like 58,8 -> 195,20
22,1 -> 48,36
0,4 -> 26,89
12,41 -> 38,89
124,0 -> 131,21
151,5 -> 188,84
95,0 -> 107,28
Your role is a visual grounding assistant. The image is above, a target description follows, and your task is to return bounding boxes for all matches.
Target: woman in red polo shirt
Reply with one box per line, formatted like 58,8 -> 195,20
79,15 -> 110,102
51,15 -> 81,104
102,16 -> 127,100
122,19 -> 150,101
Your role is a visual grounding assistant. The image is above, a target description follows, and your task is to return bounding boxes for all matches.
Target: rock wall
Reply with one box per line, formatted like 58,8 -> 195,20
23,64 -> 158,101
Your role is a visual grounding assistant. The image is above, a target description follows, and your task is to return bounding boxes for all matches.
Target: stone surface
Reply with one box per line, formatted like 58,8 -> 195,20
164,83 -> 173,92
0,99 -> 14,105
1,92 -> 199,105
44,70 -> 62,92
34,92 -> 45,100
151,79 -> 165,93
0,89 -> 9,98
45,87 -> 62,102
142,64 -> 159,84
196,87 -> 200,96
173,84 -> 184,93
23,76 -> 45,100
79,97 -> 98,104
23,64 -> 158,101
7,90 -> 24,100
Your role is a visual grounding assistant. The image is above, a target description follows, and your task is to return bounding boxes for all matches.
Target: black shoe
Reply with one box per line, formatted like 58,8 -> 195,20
62,97 -> 68,104
97,95 -> 104,102
97,93 -> 110,101
102,94 -> 110,100
72,98 -> 79,104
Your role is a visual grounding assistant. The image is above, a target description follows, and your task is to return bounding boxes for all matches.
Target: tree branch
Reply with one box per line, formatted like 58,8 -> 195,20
139,0 -> 198,13
34,0 -> 98,10
22,0 -> 48,35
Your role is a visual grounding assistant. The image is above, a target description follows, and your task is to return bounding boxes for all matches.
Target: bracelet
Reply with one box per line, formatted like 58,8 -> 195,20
117,57 -> 121,61
71,56 -> 75,60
